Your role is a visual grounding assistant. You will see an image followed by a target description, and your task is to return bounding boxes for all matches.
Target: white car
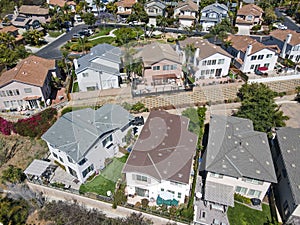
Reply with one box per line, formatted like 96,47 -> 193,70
273,23 -> 287,30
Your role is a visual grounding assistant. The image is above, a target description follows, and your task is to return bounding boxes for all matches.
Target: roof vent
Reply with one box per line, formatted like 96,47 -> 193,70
292,164 -> 296,168
158,153 -> 162,156
162,142 -> 165,146
178,173 -> 183,178
232,155 -> 236,159
249,158 -> 254,162
222,164 -> 227,168
190,139 -> 193,142
287,149 -> 291,153
132,155 -> 136,159
266,161 -> 270,165
228,135 -> 231,139
256,170 -> 261,174
283,136 -> 287,139
163,170 -> 167,174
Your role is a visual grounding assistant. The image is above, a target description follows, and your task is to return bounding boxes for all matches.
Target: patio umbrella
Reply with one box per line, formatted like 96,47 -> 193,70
258,67 -> 268,71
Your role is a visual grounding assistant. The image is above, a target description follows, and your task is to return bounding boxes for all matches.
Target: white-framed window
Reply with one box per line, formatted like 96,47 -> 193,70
177,192 -> 182,198
264,63 -> 270,68
12,89 -> 20,95
251,55 -> 257,60
136,174 -> 148,182
4,101 -> 10,108
6,90 -> 13,96
242,178 -> 263,185
170,64 -> 177,70
163,65 -> 170,70
17,100 -> 23,106
266,54 -> 272,58
24,88 -> 32,93
247,189 -> 261,198
210,69 -> 215,74
250,65 -> 254,69
153,66 -> 160,70
212,60 -> 216,65
235,186 -> 248,195
0,91 -> 6,97
218,59 -> 225,64
201,70 -> 205,75
246,15 -> 253,21
207,60 -> 212,65
210,172 -> 223,178
258,55 -> 264,60
202,60 -> 207,66
82,72 -> 89,77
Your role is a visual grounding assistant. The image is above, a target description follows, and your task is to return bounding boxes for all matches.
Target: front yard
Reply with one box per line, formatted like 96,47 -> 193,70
79,155 -> 128,196
227,202 -> 272,225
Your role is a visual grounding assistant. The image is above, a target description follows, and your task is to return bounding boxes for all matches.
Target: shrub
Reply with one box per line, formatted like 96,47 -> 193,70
167,38 -> 174,42
1,165 -> 26,183
141,198 -> 149,208
234,193 -> 251,204
0,117 -> 15,135
131,102 -> 148,113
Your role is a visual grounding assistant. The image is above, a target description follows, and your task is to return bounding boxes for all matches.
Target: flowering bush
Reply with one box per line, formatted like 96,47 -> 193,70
0,117 -> 15,135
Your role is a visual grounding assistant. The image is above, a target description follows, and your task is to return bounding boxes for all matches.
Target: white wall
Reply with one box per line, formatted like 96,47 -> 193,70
206,172 -> 271,202
77,68 -> 119,91
91,58 -> 120,70
125,172 -> 191,204
201,21 -> 216,31
287,44 -> 300,63
0,81 -> 43,109
241,48 -> 278,73
179,19 -> 194,27
194,53 -> 231,79
291,205 -> 300,218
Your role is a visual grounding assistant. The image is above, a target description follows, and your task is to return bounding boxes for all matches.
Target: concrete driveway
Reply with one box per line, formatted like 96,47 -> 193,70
236,24 -> 250,35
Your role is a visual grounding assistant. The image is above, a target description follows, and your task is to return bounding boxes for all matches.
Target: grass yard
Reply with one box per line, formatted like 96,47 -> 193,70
227,202 -> 272,225
79,155 -> 128,196
89,28 -> 113,39
89,36 -> 115,46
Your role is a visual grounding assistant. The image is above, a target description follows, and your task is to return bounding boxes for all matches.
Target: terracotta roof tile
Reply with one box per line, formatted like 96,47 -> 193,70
19,5 -> 49,15
176,0 -> 198,11
237,4 -> 263,16
270,29 -> 300,46
0,25 -> 18,33
48,0 -> 76,7
0,55 -> 55,88
115,0 -> 136,8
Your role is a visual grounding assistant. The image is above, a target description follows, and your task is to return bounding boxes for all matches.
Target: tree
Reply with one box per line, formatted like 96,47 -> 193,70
264,8 -> 277,24
82,12 -> 96,25
23,29 -> 44,46
235,83 -> 289,133
205,18 -> 233,44
114,27 -> 138,45
106,2 -> 117,14
1,165 -> 26,183
156,15 -> 168,33
127,2 -> 149,24
0,197 -> 29,225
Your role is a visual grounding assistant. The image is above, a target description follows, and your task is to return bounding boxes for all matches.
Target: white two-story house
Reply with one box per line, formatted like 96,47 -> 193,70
42,104 -> 134,183
115,0 -> 137,21
272,127 -> 300,225
200,115 -> 277,210
226,35 -> 279,73
144,0 -> 166,26
74,44 -> 122,92
0,55 -> 58,110
178,37 -> 232,79
200,3 -> 228,32
123,110 -> 198,205
174,0 -> 199,27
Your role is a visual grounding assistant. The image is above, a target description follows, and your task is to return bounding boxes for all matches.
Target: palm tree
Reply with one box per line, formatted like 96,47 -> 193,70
93,0 -> 104,17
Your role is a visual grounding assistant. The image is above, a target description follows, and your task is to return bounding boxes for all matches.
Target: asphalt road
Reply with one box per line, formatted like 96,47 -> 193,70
35,24 -> 88,59
275,8 -> 300,31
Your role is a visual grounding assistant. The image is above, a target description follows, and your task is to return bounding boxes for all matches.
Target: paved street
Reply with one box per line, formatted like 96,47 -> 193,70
27,182 -> 186,225
275,8 -> 300,31
35,24 -> 88,59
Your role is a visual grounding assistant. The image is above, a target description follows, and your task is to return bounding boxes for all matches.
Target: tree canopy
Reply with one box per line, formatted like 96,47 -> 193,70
235,83 -> 288,133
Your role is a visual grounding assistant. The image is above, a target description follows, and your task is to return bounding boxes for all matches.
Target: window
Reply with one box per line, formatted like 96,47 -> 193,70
82,164 -> 94,178
53,152 -> 58,158
67,156 -> 73,163
236,186 -> 248,195
78,158 -> 87,166
283,200 -> 290,216
136,174 -> 148,182
17,100 -> 23,106
218,59 -> 225,64
205,70 -> 210,75
178,192 -> 182,198
289,55 -> 294,60
153,66 -> 160,70
4,101 -> 10,108
170,64 -> 177,70
202,61 -> 207,66
266,54 -> 272,58
296,55 -> 300,62
210,172 -> 223,178
207,60 -> 212,65
24,88 -> 32,93
6,90 -> 13,96
0,91 -> 6,97
12,89 -> 20,95
163,65 -> 170,70
242,178 -> 263,185
102,135 -> 113,147
247,189 -> 261,198
59,157 -> 64,163
258,55 -> 264,60
161,188 -> 164,191
68,166 -> 78,178
251,55 -> 257,60
210,69 -> 215,74
212,60 -> 216,65
264,63 -> 270,68
82,72 -> 88,77
246,15 -> 253,21
201,70 -> 205,75
86,86 -> 96,91
250,65 -> 254,69
167,190 -> 175,194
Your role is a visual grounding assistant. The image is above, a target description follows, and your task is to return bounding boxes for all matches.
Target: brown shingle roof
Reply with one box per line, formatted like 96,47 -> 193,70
134,42 -> 181,66
270,29 -> 300,46
0,55 -> 55,88
19,5 -> 49,15
48,0 -> 76,7
227,35 -> 275,55
237,4 -> 263,16
123,110 -> 198,184
176,0 -> 198,12
0,25 -> 18,33
179,37 -> 233,59
115,0 -> 136,8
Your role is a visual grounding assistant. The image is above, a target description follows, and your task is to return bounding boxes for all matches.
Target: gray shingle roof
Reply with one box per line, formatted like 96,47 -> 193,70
145,0 -> 166,9
42,104 -> 134,163
75,44 -> 121,75
204,181 -> 235,206
201,3 -> 228,14
200,115 -> 277,183
275,127 -> 300,204
123,110 -> 198,184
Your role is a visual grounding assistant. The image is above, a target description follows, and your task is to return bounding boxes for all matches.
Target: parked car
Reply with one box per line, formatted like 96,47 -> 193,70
130,116 -> 144,126
71,33 -> 84,41
273,22 -> 287,30
251,198 -> 261,206
254,70 -> 263,75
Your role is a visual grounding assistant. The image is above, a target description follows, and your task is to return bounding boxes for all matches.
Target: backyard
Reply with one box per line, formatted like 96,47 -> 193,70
79,154 -> 128,196
227,202 -> 273,225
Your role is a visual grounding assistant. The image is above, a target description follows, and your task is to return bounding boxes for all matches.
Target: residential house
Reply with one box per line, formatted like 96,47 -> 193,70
0,25 -> 24,44
18,5 -> 50,20
123,110 -> 198,205
235,4 -> 263,34
178,37 -> 232,79
42,104 -> 134,183
226,35 -> 279,73
0,55 -> 58,110
144,0 -> 166,26
267,29 -> 300,63
47,0 -> 76,12
134,42 -> 182,86
200,115 -> 277,211
272,127 -> 300,224
200,3 -> 228,32
73,44 -> 122,92
174,0 -> 199,27
115,0 -> 137,21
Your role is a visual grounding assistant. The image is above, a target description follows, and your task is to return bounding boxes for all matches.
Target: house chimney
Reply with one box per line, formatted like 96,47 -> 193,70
280,33 -> 292,58
194,48 -> 200,67
73,59 -> 79,69
14,6 -> 19,16
246,44 -> 252,56
239,1 -> 243,9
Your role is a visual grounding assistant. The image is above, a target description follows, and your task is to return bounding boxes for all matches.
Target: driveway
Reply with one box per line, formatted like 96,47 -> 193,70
274,8 -> 300,31
35,24 -> 88,59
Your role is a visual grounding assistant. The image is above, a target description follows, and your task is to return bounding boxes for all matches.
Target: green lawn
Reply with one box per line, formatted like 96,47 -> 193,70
79,155 -> 128,196
227,202 -> 272,225
88,28 -> 113,39
89,36 -> 115,46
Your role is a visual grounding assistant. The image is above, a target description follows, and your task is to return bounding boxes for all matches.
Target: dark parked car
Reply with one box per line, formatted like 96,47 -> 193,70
251,198 -> 261,206
130,116 -> 144,126
254,70 -> 263,75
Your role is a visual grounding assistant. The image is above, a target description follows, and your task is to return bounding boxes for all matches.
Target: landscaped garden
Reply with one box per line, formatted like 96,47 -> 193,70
79,155 -> 128,196
227,202 -> 273,225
